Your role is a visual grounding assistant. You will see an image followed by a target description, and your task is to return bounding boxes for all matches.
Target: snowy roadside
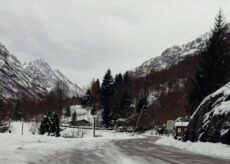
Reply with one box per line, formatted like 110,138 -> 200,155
155,136 -> 230,159
1,122 -> 144,164
0,132 -> 144,164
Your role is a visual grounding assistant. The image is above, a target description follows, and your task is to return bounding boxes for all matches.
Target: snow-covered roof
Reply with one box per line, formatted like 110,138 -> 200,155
174,122 -> 189,127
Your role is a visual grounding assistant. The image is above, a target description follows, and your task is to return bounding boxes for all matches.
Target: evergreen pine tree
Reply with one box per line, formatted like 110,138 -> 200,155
71,111 -> 77,123
90,79 -> 101,108
118,90 -> 131,117
39,112 -> 60,137
101,69 -> 114,127
86,89 -> 92,105
65,106 -> 71,117
111,74 -> 123,120
188,10 -> 230,113
81,89 -> 92,106
91,105 -> 96,116
52,112 -> 60,137
114,73 -> 123,89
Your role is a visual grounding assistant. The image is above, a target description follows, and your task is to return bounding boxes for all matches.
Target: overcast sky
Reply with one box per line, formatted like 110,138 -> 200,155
0,0 -> 229,87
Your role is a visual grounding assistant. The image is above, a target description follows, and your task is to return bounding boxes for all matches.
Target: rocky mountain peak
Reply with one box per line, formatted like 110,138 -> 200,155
24,59 -> 84,97
130,33 -> 209,77
0,43 -> 84,99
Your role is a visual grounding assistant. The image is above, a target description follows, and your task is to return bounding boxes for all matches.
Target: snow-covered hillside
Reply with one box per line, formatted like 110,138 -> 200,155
24,59 -> 84,97
131,33 -> 209,77
0,43 -> 47,99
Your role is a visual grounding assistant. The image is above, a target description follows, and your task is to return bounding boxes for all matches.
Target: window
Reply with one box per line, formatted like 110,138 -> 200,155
177,128 -> 181,133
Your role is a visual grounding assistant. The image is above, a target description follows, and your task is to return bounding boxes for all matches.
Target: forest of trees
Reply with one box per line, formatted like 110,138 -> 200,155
81,70 -> 138,128
0,79 -> 79,128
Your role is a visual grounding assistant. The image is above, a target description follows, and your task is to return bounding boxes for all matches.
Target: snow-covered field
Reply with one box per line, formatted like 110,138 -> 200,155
4,122 -> 230,163
156,136 -> 230,159
1,121 -> 142,164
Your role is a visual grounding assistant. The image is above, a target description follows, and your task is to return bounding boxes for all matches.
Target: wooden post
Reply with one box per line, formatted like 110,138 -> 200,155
21,118 -> 24,135
93,117 -> 96,137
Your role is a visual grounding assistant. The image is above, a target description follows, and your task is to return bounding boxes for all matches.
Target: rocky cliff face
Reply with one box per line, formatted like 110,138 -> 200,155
189,83 -> 230,144
126,33 -> 209,125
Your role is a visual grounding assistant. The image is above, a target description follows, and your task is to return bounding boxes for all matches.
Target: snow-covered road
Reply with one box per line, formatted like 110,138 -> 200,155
29,140 -> 146,164
28,137 -> 230,164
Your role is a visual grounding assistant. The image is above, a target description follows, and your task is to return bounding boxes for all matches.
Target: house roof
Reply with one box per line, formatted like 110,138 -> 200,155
174,121 -> 189,127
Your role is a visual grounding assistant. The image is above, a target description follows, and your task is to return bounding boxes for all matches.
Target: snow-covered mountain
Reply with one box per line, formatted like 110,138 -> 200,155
0,43 -> 47,99
24,59 -> 84,97
124,33 -> 210,124
0,42 -> 84,99
131,33 -> 209,77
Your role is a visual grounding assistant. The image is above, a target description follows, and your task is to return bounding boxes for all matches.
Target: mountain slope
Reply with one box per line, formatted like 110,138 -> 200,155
131,33 -> 209,77
0,43 -> 47,99
0,43 -> 84,100
124,33 -> 210,125
24,59 -> 84,97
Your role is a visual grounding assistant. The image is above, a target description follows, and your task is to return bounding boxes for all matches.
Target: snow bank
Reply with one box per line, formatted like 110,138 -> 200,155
0,133 -> 80,164
156,137 -> 230,159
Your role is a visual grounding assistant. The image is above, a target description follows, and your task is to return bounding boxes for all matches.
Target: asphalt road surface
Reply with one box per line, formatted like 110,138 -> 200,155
30,137 -> 230,164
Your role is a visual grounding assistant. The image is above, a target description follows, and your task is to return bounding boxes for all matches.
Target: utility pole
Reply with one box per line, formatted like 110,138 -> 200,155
135,106 -> 145,131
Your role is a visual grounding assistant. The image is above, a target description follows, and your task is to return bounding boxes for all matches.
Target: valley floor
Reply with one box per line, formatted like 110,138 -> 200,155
1,132 -> 230,164
1,122 -> 230,164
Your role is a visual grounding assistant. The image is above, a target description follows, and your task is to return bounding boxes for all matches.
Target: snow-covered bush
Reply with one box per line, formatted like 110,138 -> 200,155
39,112 -> 60,137
62,128 -> 88,138
0,120 -> 8,133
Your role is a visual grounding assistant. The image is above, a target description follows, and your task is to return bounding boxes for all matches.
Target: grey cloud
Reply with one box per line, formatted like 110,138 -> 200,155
0,0 -> 229,86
